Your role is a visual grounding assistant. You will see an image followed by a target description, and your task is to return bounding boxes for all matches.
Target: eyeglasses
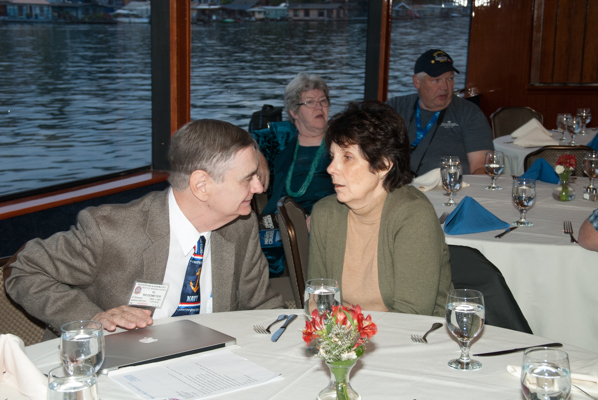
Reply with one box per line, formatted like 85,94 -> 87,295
296,99 -> 330,109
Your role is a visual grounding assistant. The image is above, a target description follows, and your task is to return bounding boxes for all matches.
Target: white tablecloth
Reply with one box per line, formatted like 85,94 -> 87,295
494,128 -> 598,176
10,310 -> 598,399
424,175 -> 598,352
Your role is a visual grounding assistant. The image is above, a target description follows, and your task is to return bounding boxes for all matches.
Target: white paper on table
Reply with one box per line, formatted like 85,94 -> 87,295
108,349 -> 282,400
511,118 -> 553,139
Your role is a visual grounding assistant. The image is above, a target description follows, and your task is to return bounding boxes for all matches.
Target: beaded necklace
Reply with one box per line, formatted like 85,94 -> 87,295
285,136 -> 327,198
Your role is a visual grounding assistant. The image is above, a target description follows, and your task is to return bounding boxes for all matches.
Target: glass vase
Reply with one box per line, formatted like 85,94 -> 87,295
552,179 -> 575,201
317,359 -> 361,400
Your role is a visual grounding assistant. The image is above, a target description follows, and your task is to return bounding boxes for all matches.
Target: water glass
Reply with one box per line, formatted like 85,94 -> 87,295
512,178 -> 536,226
445,289 -> 485,371
566,116 -> 581,146
484,151 -> 504,190
304,278 -> 340,318
440,156 -> 462,206
48,364 -> 98,400
583,150 -> 598,194
521,347 -> 571,400
556,114 -> 571,141
577,108 -> 591,135
60,321 -> 105,374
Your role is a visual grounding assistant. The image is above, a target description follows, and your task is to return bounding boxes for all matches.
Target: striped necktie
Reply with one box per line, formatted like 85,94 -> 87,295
172,236 -> 205,316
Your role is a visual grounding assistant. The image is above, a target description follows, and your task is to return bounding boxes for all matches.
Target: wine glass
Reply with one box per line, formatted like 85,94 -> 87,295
577,108 -> 591,135
445,288 -> 485,371
484,151 -> 504,190
60,320 -> 105,374
304,278 -> 340,318
566,116 -> 581,146
521,347 -> 571,400
556,114 -> 571,141
583,150 -> 598,194
512,178 -> 536,226
440,156 -> 462,206
48,363 -> 98,400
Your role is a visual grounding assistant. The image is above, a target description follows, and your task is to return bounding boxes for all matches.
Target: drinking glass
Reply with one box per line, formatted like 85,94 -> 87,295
60,321 -> 105,374
440,156 -> 462,206
521,347 -> 571,400
445,288 -> 485,371
577,108 -> 591,135
512,178 -> 536,226
556,114 -> 571,141
566,116 -> 581,146
583,151 -> 598,194
47,364 -> 98,400
304,278 -> 340,318
484,151 -> 504,190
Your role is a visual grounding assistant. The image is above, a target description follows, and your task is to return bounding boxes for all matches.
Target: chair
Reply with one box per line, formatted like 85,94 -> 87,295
251,192 -> 268,215
523,145 -> 593,177
449,245 -> 533,333
275,197 -> 309,309
490,107 -> 544,139
1,254 -> 46,346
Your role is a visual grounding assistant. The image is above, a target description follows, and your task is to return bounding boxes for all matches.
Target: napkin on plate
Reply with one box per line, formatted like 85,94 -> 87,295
444,196 -> 510,235
511,118 -> 553,138
587,134 -> 598,152
0,334 -> 47,400
411,168 -> 471,192
519,159 -> 559,184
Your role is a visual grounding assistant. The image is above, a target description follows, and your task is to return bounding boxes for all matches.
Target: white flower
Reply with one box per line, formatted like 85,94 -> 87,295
555,165 -> 565,174
341,351 -> 357,361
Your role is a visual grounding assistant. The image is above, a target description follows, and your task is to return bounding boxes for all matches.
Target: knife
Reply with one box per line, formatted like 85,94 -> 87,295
494,226 -> 518,239
271,314 -> 298,342
473,342 -> 562,357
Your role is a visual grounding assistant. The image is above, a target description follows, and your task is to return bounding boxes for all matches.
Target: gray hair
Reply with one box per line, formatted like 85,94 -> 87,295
415,71 -> 427,81
284,73 -> 330,124
168,119 -> 256,190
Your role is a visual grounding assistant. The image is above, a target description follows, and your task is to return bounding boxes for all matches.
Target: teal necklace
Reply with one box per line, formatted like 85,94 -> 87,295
285,136 -> 327,198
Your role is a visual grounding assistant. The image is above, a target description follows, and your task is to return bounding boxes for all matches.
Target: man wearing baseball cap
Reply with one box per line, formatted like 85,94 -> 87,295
387,49 -> 493,177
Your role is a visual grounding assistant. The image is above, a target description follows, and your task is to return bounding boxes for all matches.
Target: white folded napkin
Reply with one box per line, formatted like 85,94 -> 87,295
512,120 -> 559,147
0,334 -> 47,400
511,118 -> 553,138
508,361 -> 598,385
411,168 -> 470,192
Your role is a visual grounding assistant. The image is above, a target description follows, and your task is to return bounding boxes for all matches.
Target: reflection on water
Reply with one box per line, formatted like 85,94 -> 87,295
0,17 -> 469,197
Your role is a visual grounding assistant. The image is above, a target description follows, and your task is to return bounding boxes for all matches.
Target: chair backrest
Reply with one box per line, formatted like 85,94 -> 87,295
449,245 -> 532,333
523,145 -> 593,177
275,197 -> 309,309
490,106 -> 544,139
251,192 -> 268,215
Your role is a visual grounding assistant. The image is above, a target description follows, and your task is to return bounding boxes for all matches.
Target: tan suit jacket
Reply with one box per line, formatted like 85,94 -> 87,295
5,190 -> 282,334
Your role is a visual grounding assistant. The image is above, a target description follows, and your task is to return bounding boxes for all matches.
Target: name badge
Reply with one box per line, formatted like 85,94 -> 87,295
128,281 -> 169,308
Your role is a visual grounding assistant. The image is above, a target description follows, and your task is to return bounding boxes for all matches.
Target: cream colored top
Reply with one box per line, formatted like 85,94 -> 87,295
342,190 -> 389,311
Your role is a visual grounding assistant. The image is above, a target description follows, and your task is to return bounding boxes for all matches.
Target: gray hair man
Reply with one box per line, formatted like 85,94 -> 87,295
387,49 -> 493,177
5,119 -> 283,338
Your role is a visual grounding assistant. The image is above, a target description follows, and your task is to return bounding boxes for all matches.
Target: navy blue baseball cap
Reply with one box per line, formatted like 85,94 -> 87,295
414,49 -> 460,77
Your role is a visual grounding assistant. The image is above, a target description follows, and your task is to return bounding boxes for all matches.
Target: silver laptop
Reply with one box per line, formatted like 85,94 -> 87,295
99,319 -> 236,374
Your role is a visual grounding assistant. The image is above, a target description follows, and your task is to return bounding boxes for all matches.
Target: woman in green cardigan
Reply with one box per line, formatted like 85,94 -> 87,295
308,100 -> 452,317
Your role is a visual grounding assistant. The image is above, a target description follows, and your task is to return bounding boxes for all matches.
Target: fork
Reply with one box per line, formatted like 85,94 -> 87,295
438,212 -> 449,224
411,322 -> 443,343
563,221 -> 578,243
254,314 -> 288,334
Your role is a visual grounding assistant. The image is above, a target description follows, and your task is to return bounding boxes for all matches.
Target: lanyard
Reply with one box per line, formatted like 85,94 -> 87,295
412,103 -> 441,149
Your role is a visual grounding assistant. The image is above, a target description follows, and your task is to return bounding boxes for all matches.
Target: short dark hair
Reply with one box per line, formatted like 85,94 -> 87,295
168,119 -> 256,190
326,100 -> 412,191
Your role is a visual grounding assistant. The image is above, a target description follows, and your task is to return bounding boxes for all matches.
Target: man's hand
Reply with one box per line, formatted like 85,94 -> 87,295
257,151 -> 270,192
92,305 -> 153,332
468,150 -> 489,175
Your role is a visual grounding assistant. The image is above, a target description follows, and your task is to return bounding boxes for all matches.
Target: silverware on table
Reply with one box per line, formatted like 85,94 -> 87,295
494,226 -> 518,239
411,322 -> 443,343
473,342 -> 562,356
573,384 -> 598,400
271,314 -> 298,342
254,314 -> 288,334
438,212 -> 449,225
563,221 -> 578,243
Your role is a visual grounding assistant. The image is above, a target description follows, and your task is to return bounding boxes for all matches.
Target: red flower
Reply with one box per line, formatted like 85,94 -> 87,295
556,154 -> 576,169
359,314 -> 378,339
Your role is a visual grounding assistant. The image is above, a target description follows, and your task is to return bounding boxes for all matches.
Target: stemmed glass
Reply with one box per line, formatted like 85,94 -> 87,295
512,178 -> 536,226
60,320 -> 105,374
484,151 -> 504,190
566,116 -> 581,146
583,150 -> 598,194
556,114 -> 571,142
445,289 -> 485,371
521,347 -> 571,400
304,278 -> 340,318
577,108 -> 591,135
440,156 -> 462,206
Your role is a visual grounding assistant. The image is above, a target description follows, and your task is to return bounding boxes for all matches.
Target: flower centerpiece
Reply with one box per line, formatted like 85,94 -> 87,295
553,154 -> 576,201
303,305 -> 377,400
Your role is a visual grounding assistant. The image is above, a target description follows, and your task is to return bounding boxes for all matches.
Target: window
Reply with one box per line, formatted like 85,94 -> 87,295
304,9 -> 309,18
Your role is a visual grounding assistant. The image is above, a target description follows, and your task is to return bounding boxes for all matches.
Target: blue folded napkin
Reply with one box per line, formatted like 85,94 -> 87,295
444,196 -> 510,235
588,135 -> 598,152
520,159 -> 559,184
